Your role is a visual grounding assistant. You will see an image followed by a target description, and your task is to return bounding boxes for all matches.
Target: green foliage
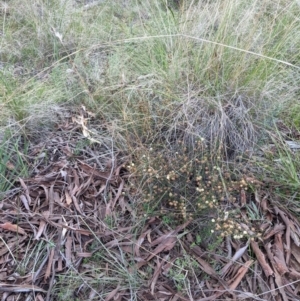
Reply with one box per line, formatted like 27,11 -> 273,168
167,254 -> 199,292
0,132 -> 28,197
252,133 -> 300,208
284,103 -> 300,130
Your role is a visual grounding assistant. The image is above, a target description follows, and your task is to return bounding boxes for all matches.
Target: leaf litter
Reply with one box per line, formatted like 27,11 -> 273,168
2,111 -> 300,300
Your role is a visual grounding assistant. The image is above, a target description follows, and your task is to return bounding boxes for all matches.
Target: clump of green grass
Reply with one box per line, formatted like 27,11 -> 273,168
166,253 -> 199,293
252,131 -> 300,209
282,102 -> 300,131
0,131 -> 28,198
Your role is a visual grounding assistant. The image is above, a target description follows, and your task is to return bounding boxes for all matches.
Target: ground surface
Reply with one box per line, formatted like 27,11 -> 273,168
1,110 -> 300,301
1,0 -> 300,300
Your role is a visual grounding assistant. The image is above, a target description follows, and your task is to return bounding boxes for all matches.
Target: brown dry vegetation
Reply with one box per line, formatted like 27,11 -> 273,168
1,0 -> 300,300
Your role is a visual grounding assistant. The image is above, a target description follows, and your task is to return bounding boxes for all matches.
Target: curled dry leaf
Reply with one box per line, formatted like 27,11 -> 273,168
290,229 -> 300,247
35,220 -> 46,240
0,222 -> 26,235
220,243 -> 249,276
19,177 -> 32,205
65,191 -> 72,205
19,194 -> 30,210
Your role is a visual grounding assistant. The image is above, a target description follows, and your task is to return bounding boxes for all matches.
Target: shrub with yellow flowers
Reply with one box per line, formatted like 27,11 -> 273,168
126,138 -> 256,239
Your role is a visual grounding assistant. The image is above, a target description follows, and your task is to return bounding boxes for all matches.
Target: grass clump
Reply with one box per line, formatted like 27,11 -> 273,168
252,133 -> 300,210
1,0 -> 300,155
0,132 -> 28,197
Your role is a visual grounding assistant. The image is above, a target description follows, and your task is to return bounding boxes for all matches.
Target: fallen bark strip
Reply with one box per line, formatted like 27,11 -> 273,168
250,240 -> 273,277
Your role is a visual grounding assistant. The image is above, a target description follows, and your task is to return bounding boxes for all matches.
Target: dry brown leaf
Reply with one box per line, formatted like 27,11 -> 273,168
118,196 -> 126,213
36,294 -> 45,301
65,191 -> 72,205
150,221 -> 190,247
35,220 -> 46,240
61,216 -> 68,239
78,161 -> 117,182
157,287 -> 173,298
74,228 -> 92,236
0,236 -> 26,257
291,244 -> 300,265
0,283 -> 47,293
19,194 -> 30,211
61,146 -> 73,157
71,195 -> 83,215
45,248 -> 54,280
49,221 -> 92,236
250,240 -> 273,277
229,260 -> 253,290
71,167 -> 80,188
273,233 -> 289,276
135,229 -> 151,257
115,163 -> 125,177
263,223 -> 285,240
147,230 -> 152,244
150,258 -> 164,295
259,193 -> 270,213
57,257 -> 63,271
49,184 -> 55,214
187,244 -> 229,291
77,252 -> 93,258
19,177 -> 32,205
111,179 -> 124,209
274,207 -> 291,264
290,229 -> 300,247
274,268 -> 289,301
147,236 -> 177,261
105,285 -> 120,301
288,268 -> 300,281
0,222 -> 26,235
105,202 -> 112,217
244,177 -> 264,186
65,235 -> 72,267
220,243 -> 249,276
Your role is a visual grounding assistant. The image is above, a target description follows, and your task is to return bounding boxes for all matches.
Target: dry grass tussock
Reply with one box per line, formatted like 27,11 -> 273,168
0,0 -> 299,152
